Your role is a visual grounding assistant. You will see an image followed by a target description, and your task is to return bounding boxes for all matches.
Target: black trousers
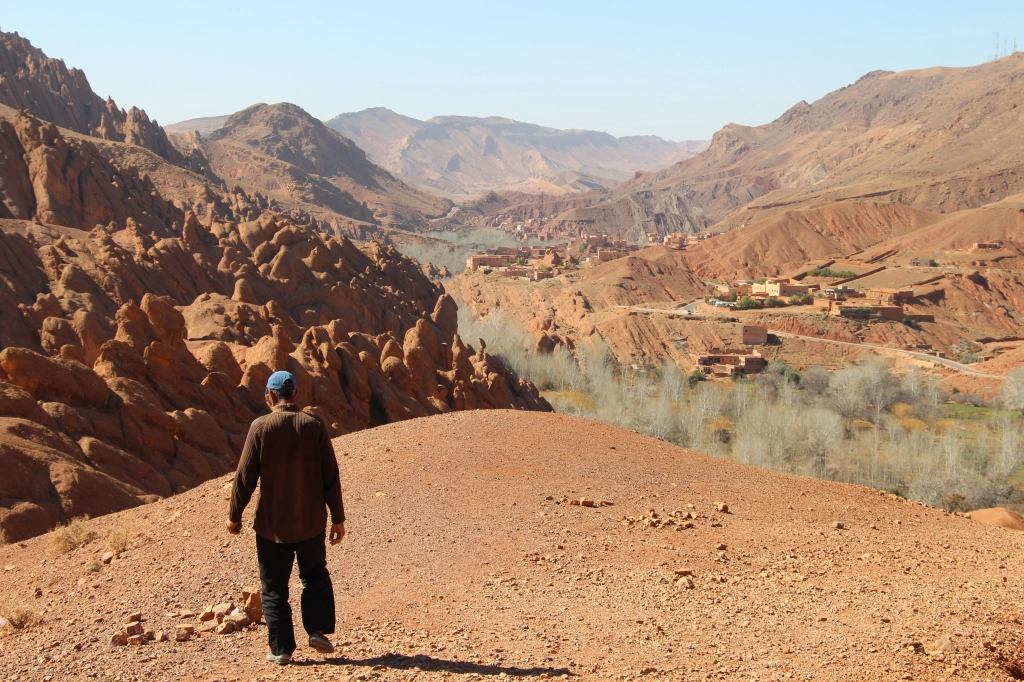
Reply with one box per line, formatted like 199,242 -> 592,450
256,531 -> 336,655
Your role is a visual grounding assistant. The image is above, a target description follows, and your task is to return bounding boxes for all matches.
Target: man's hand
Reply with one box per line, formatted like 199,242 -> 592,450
329,522 -> 345,546
226,519 -> 241,535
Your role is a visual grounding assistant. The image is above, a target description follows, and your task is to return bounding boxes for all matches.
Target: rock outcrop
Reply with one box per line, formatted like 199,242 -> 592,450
0,31 -> 201,172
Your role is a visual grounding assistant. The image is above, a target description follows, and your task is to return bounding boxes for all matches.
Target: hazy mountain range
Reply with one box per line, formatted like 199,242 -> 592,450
168,109 -> 708,199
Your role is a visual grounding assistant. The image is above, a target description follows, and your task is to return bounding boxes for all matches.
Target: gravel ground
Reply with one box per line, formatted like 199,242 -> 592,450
1,410 -> 1022,681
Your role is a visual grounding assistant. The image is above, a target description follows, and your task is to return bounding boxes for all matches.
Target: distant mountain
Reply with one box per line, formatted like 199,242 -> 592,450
164,115 -> 230,137
566,56 -> 1024,236
325,108 -> 708,198
195,103 -> 452,230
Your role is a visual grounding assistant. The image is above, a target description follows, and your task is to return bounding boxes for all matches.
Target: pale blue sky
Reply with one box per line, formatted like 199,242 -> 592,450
2,1 -> 1022,140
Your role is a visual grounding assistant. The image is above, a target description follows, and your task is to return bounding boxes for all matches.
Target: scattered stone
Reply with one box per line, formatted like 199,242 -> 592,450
126,612 -> 142,623
126,635 -> 147,645
833,521 -> 845,530
715,502 -> 729,513
199,607 -> 215,622
716,543 -> 727,551
124,622 -> 145,636
241,589 -> 263,623
175,626 -> 195,642
215,620 -> 236,635
101,552 -> 115,565
108,633 -> 128,647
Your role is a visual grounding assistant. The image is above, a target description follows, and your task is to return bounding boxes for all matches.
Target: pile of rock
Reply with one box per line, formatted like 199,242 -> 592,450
619,509 -> 695,530
198,589 -> 263,636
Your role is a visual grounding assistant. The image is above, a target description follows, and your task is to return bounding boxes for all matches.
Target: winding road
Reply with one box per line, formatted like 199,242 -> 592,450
430,205 -> 460,222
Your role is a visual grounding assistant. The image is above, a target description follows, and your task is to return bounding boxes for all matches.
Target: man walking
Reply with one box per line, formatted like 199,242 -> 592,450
227,371 -> 346,665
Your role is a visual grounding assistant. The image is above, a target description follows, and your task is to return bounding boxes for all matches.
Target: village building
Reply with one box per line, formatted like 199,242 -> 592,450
690,347 -> 765,376
662,233 -> 688,249
468,254 -> 506,271
752,278 -> 813,297
865,288 -> 915,305
741,325 -> 768,345
910,257 -> 937,267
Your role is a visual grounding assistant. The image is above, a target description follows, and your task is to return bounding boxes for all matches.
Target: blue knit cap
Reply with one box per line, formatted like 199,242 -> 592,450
266,371 -> 296,391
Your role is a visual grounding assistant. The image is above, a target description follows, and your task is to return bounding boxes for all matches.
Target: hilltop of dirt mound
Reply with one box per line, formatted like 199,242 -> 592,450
971,507 -> 1024,531
0,411 -> 1020,680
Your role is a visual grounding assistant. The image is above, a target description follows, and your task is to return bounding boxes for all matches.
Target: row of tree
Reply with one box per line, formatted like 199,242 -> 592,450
459,306 -> 1024,512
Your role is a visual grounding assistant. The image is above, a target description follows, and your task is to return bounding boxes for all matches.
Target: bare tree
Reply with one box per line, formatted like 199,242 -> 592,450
803,408 -> 844,477
1002,367 -> 1024,415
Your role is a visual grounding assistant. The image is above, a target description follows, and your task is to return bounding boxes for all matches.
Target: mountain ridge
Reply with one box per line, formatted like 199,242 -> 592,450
325,107 -> 708,198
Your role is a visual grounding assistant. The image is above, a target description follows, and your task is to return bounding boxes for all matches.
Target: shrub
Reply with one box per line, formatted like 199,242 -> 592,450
960,353 -> 979,365
891,402 -> 915,419
808,267 -> 857,278
897,417 -> 927,432
767,360 -> 801,384
764,296 -> 785,308
48,516 -> 98,554
940,492 -> 969,512
736,296 -> 761,309
687,370 -> 706,388
0,600 -> 41,630
901,317 -> 922,330
107,519 -> 141,554
789,293 -> 812,305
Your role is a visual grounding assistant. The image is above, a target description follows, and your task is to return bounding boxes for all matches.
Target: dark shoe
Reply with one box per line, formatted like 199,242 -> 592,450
267,652 -> 291,665
309,632 -> 334,654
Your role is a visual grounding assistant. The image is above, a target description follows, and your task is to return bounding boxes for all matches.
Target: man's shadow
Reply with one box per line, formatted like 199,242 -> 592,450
290,651 -> 574,677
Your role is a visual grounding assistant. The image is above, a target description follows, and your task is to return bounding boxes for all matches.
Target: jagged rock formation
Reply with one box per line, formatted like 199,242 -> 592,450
0,206 -> 549,542
0,30 -> 202,173
0,110 -> 184,231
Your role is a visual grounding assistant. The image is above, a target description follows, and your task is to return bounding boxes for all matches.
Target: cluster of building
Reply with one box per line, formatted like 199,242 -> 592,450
713,277 -> 814,300
813,287 -> 934,322
690,326 -> 768,377
710,276 -> 935,322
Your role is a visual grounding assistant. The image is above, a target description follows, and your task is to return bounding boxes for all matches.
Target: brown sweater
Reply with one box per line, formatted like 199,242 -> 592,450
228,404 -> 345,543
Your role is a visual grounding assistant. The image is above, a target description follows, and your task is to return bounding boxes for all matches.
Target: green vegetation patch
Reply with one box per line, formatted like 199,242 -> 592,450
808,267 -> 858,279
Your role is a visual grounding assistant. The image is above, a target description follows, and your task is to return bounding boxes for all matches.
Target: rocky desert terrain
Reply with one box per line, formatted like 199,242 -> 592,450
0,411 -> 1021,681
